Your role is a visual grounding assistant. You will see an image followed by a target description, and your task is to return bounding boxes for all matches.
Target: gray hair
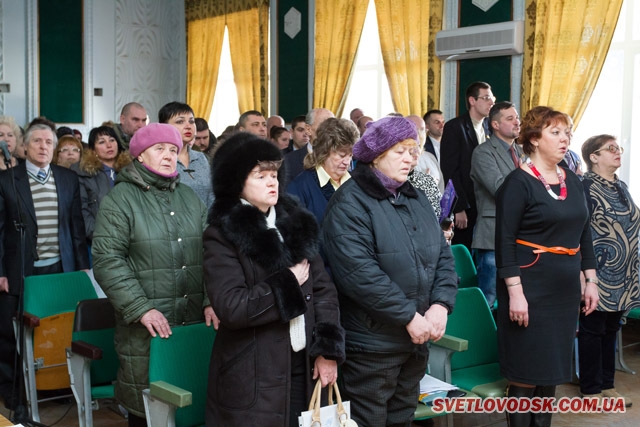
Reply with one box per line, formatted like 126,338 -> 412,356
25,124 -> 58,148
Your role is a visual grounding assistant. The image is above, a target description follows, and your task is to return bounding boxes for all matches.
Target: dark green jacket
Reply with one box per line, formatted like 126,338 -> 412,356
92,161 -> 208,416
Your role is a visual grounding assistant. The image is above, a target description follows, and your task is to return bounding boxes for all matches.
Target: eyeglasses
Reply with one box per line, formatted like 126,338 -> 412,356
476,95 -> 496,102
593,145 -> 624,154
59,147 -> 81,153
60,147 -> 81,154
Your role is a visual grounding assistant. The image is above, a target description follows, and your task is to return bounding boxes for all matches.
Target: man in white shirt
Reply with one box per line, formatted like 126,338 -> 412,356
440,82 -> 495,249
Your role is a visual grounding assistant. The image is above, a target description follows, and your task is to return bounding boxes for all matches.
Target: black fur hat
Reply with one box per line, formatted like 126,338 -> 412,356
211,132 -> 285,203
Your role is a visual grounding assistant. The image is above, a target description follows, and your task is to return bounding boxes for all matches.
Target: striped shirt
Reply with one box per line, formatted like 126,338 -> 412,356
28,172 -> 60,261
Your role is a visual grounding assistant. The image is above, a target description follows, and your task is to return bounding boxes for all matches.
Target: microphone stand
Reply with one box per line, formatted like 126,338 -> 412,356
2,155 -> 48,427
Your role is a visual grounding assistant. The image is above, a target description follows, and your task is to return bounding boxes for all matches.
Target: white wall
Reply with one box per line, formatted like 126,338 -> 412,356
1,0 -> 29,126
0,0 -> 186,134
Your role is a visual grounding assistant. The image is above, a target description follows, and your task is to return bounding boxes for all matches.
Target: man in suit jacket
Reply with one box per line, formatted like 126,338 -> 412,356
423,109 -> 445,161
0,124 -> 89,408
470,102 -> 521,307
283,108 -> 334,188
440,81 -> 495,249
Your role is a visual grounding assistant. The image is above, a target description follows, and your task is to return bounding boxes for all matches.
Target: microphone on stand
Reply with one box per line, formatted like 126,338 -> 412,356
0,140 -> 12,165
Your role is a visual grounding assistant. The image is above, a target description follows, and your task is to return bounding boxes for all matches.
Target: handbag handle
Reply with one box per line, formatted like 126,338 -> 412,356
328,382 -> 349,424
308,379 -> 323,427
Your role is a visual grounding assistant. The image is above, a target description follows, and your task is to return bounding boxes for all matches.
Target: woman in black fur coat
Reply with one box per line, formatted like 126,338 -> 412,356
203,133 -> 345,427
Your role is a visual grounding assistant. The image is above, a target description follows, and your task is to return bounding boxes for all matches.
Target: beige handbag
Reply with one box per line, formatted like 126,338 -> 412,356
298,380 -> 358,427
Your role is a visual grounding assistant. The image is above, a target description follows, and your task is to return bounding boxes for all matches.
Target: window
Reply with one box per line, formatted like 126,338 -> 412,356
341,0 -> 394,120
573,0 -> 640,200
208,27 -> 240,137
209,1 -> 393,131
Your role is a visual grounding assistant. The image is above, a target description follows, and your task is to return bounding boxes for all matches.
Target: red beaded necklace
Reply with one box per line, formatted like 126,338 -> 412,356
526,158 -> 567,200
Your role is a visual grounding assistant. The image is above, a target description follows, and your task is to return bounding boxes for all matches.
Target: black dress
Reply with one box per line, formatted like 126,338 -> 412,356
495,167 -> 596,385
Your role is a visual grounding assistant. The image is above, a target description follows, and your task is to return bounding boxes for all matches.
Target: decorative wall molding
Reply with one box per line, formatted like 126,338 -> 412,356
472,0 -> 499,13
114,0 -> 186,122
0,0 -> 4,114
26,0 -> 37,121
83,0 -> 94,128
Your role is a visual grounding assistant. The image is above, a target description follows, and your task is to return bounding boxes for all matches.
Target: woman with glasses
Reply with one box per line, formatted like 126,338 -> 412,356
578,135 -> 639,407
53,135 -> 83,168
495,106 -> 599,426
72,126 -> 132,245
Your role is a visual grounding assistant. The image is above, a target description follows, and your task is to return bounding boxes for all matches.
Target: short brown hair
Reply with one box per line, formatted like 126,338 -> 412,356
518,106 -> 570,156
581,134 -> 616,172
53,135 -> 83,165
303,118 -> 358,170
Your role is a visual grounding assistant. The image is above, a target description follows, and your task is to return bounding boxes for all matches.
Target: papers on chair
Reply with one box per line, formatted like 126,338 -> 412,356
420,373 -> 458,393
418,373 -> 458,405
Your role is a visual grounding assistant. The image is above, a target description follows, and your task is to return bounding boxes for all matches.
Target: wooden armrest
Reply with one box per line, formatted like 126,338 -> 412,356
22,311 -> 40,328
430,334 -> 468,352
71,340 -> 103,360
149,381 -> 192,408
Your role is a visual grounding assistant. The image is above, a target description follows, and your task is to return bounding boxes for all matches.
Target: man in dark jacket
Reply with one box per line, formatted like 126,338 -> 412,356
440,81 -> 494,249
0,124 -> 89,409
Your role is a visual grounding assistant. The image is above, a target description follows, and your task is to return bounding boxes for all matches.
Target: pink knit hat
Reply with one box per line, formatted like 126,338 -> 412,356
352,116 -> 418,163
129,123 -> 183,158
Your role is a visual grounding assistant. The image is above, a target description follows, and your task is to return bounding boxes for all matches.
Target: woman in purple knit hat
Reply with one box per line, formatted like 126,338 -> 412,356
322,116 -> 458,427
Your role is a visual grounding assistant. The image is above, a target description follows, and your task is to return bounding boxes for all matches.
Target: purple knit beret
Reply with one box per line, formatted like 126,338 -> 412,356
129,123 -> 183,158
352,116 -> 418,163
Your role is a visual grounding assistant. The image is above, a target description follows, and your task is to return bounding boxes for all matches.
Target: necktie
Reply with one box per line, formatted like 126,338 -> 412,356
509,145 -> 519,169
37,169 -> 47,182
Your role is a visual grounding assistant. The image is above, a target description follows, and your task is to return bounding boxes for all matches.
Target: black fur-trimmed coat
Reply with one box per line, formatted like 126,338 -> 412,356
203,194 -> 345,427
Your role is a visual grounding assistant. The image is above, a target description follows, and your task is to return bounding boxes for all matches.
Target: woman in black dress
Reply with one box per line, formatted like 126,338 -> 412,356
495,106 -> 599,426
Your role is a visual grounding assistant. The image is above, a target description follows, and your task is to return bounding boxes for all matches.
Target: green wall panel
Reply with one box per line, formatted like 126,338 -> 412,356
458,56 -> 512,114
457,0 -> 513,115
38,0 -> 84,123
276,1 -> 309,122
460,0 -> 511,27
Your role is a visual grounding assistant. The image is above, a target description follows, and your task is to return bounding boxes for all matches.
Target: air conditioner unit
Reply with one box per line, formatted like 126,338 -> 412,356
435,21 -> 524,61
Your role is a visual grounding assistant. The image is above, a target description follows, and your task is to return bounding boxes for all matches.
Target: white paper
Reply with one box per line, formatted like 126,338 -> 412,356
419,373 -> 458,394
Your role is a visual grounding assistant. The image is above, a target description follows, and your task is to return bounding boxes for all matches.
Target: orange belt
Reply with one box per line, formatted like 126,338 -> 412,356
516,239 -> 580,256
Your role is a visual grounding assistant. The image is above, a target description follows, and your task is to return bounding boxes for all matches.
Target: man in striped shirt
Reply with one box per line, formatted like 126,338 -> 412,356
0,124 -> 89,409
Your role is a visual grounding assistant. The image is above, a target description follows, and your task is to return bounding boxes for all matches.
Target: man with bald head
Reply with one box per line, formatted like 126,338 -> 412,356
356,116 -> 373,136
115,102 -> 148,150
306,108 -> 335,143
266,115 -> 285,137
349,108 -> 364,124
284,108 -> 334,188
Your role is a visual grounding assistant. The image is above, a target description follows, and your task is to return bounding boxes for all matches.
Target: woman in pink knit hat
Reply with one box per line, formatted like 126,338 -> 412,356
92,123 -> 216,427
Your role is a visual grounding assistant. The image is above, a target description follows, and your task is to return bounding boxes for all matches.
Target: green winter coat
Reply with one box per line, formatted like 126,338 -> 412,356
92,160 -> 209,417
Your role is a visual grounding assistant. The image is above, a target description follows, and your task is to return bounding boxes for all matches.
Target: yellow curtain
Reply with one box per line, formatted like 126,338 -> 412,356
521,0 -> 623,125
227,0 -> 269,115
185,1 -> 226,118
374,0 -> 442,116
313,0 -> 368,116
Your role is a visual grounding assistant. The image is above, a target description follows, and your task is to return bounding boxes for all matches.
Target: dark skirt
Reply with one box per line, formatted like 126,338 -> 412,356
496,250 -> 582,385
